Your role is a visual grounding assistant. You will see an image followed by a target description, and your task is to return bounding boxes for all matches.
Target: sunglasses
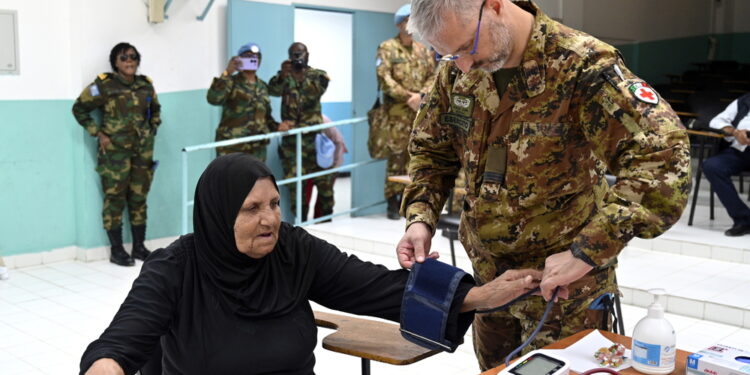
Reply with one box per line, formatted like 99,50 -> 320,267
118,53 -> 140,62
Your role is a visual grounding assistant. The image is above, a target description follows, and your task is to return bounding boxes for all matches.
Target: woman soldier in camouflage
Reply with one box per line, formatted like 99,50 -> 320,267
207,42 -> 283,160
72,42 -> 161,267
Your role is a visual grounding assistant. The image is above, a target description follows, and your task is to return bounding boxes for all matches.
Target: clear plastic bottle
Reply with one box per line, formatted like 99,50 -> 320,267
631,289 -> 676,374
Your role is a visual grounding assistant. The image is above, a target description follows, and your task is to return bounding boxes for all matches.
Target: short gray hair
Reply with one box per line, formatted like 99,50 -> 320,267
407,0 -> 481,40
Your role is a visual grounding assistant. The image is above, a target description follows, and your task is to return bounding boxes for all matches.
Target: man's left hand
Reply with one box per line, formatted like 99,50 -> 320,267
540,250 -> 593,301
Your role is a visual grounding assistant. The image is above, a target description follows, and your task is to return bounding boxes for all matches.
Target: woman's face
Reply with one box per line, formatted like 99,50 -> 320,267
233,178 -> 281,259
115,47 -> 140,77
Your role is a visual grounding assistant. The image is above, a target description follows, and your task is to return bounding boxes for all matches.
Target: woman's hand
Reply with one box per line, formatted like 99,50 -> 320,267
85,358 -> 124,375
461,269 -> 542,312
97,132 -> 111,154
225,56 -> 241,76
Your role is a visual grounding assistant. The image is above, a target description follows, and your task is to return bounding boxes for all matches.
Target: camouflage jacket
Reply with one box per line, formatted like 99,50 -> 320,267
376,37 -> 437,152
376,37 -> 436,103
72,73 -> 161,147
268,67 -> 329,126
207,74 -> 278,145
402,2 -> 690,281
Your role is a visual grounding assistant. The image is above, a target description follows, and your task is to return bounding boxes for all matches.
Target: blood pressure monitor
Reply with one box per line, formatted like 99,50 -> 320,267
500,350 -> 571,375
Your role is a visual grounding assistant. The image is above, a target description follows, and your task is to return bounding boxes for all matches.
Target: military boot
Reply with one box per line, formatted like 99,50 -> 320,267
387,195 -> 401,220
131,225 -> 152,261
107,228 -> 134,267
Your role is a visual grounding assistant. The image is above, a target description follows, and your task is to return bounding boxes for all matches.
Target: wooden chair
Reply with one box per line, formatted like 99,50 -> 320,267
314,311 -> 439,375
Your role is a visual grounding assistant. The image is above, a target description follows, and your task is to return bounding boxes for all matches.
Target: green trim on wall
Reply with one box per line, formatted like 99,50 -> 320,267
614,32 -> 750,85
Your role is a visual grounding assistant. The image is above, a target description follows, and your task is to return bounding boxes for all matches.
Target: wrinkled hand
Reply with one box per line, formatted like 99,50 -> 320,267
225,56 -> 241,75
396,222 -> 438,269
278,121 -> 293,132
406,93 -> 422,112
85,358 -> 124,375
97,132 -> 111,154
540,250 -> 593,301
462,269 -> 542,312
735,128 -> 750,145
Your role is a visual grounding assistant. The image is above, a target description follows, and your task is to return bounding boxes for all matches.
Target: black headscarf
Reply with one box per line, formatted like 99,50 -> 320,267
193,153 -> 308,318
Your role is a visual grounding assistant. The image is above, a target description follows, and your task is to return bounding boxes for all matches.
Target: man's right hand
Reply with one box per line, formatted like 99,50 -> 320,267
85,358 -> 124,375
280,60 -> 293,78
225,56 -> 241,76
97,132 -> 111,154
396,222 -> 438,269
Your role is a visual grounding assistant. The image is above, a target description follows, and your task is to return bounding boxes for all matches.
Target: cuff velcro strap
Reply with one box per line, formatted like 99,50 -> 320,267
400,258 -> 469,352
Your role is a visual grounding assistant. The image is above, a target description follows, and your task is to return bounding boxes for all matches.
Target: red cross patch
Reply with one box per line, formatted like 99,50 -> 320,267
628,82 -> 659,105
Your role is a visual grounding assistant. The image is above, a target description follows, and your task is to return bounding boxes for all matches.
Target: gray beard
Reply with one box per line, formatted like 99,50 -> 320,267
478,20 -> 513,73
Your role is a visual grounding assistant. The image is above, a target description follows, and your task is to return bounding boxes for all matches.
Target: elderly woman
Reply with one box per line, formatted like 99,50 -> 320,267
80,154 -> 539,375
72,42 -> 161,267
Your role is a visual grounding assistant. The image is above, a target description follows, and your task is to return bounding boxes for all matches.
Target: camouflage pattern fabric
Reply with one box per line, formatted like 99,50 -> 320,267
376,37 -> 436,199
73,72 -> 161,230
268,67 -> 333,219
207,74 -> 278,160
401,2 -> 690,368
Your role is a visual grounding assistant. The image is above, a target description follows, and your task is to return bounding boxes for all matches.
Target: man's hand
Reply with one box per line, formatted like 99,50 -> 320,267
278,121 -> 293,132
280,60 -> 292,78
539,250 -> 593,301
406,92 -> 422,112
396,222 -> 438,269
97,132 -> 111,154
735,128 -> 750,145
85,358 -> 124,375
462,269 -> 542,312
225,56 -> 241,76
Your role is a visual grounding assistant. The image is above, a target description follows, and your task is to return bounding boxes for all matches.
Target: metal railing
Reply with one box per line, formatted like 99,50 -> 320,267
181,117 -> 384,234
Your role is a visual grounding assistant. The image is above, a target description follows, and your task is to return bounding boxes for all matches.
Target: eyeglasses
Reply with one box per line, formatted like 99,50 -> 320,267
118,53 -> 140,62
435,0 -> 486,61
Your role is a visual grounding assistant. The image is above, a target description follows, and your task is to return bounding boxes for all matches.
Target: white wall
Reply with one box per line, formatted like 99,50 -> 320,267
729,0 -> 750,33
0,0 -> 73,100
0,0 -> 405,101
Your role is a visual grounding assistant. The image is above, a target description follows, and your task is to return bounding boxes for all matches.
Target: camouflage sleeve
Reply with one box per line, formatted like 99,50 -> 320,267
267,73 -> 286,97
72,82 -> 106,136
402,66 -> 462,232
571,54 -> 691,267
311,69 -> 330,100
376,45 -> 411,102
420,53 -> 438,95
150,88 -> 162,129
206,76 -> 234,105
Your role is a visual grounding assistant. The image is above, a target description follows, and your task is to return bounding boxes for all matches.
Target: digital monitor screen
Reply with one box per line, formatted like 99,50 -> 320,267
510,354 -> 564,375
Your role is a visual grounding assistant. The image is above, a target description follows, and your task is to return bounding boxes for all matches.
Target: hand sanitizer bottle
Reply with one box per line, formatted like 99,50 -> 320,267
631,289 -> 676,374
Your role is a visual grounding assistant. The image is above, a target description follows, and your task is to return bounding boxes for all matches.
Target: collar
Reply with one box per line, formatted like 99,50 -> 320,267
515,1 -> 548,98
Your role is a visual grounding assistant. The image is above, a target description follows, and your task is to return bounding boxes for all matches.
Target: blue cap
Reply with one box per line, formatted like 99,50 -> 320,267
237,42 -> 261,56
394,4 -> 411,25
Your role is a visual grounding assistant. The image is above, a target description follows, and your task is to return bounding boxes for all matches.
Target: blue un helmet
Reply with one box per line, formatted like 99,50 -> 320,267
394,4 -> 411,26
237,42 -> 261,56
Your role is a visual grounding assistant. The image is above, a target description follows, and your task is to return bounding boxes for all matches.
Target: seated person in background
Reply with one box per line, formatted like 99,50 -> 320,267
80,154 -> 540,375
207,42 -> 290,160
704,93 -> 750,236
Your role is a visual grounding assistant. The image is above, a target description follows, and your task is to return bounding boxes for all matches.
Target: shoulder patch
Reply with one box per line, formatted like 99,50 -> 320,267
97,73 -> 109,80
144,75 -> 153,84
89,84 -> 100,97
629,82 -> 659,105
376,58 -> 382,67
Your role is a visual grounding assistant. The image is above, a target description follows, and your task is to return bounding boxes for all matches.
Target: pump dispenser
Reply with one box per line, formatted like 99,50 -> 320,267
631,289 -> 676,375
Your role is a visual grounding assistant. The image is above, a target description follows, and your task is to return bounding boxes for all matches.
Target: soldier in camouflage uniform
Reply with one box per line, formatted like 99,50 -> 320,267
72,42 -> 162,267
268,43 -> 333,222
398,0 -> 691,370
376,4 -> 437,219
207,42 -> 279,160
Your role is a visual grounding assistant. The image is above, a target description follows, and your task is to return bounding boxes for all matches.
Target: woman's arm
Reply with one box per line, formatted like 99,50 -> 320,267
79,248 -> 183,375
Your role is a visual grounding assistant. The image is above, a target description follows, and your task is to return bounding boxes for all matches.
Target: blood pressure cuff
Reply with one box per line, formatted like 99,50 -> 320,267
400,259 -> 473,352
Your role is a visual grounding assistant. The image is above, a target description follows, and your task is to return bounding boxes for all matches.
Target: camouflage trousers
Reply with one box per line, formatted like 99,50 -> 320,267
96,142 -> 155,231
216,138 -> 268,162
472,267 -> 616,371
385,149 -> 410,199
278,133 -> 334,221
